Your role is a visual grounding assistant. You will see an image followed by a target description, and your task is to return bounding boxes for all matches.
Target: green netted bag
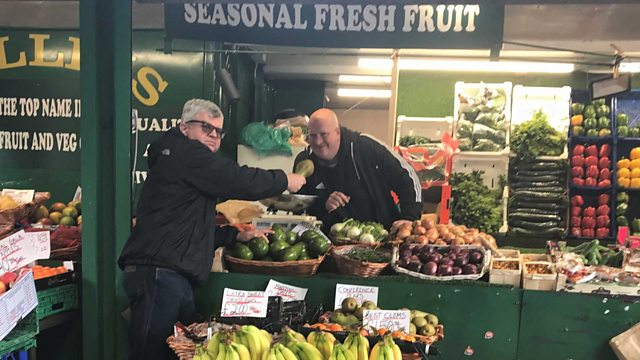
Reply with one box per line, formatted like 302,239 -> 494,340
240,122 -> 292,155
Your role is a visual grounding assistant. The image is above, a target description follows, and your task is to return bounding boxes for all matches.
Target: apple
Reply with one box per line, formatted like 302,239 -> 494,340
0,272 -> 17,288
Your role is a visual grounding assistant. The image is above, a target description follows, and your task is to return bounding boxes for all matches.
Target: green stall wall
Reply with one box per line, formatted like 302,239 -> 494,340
397,71 -> 589,118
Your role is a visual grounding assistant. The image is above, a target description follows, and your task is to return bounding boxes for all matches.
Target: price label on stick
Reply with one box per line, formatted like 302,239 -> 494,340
362,309 -> 411,333
334,283 -> 378,310
220,288 -> 269,318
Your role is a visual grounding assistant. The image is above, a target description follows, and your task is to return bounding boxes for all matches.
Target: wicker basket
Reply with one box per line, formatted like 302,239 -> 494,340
50,243 -> 81,260
331,245 -> 390,277
331,236 -> 383,247
166,335 -> 197,360
224,253 -> 326,276
0,192 -> 50,225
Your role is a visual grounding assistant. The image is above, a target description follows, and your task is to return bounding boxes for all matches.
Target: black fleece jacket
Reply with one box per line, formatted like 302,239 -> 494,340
119,128 -> 288,285
294,127 -> 422,231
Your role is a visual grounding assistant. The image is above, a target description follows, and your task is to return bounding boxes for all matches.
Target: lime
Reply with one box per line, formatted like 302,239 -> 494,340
59,216 -> 76,226
62,206 -> 79,219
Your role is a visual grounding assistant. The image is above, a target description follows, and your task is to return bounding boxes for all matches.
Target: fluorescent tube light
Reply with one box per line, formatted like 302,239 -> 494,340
620,62 -> 640,73
338,75 -> 391,85
358,58 -> 575,73
337,88 -> 392,98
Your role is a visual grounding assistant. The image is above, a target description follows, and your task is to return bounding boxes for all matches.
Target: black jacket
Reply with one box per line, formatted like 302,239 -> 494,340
294,127 -> 422,231
119,128 -> 288,285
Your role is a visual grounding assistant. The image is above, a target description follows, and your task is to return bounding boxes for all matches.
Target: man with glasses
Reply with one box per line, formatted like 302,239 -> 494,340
119,99 -> 306,359
294,108 -> 422,233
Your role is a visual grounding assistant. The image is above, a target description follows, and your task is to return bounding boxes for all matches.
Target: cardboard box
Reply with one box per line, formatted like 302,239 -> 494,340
610,322 -> 640,360
522,261 -> 557,291
490,250 -> 522,287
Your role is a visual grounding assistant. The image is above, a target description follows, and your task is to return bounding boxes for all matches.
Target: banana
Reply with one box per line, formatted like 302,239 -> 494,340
276,344 -> 298,360
300,342 -> 324,360
340,345 -> 355,360
228,343 -> 241,360
336,346 -> 346,360
369,341 -> 382,360
195,344 -> 207,360
384,336 -> 401,360
260,329 -> 273,346
241,325 -> 265,360
273,346 -> 286,360
268,348 -> 279,360
356,336 -> 369,360
308,331 -> 334,360
231,342 -> 252,360
216,341 -> 228,360
208,332 -> 223,358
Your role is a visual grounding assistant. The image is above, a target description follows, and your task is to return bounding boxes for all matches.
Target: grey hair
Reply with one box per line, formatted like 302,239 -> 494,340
181,99 -> 223,122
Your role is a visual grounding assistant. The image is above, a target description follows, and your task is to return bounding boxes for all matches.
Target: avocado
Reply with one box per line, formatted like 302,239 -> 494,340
248,237 -> 269,259
232,243 -> 254,260
279,246 -> 301,261
269,240 -> 290,258
308,237 -> 330,257
269,228 -> 286,243
285,230 -> 299,245
301,229 -> 323,243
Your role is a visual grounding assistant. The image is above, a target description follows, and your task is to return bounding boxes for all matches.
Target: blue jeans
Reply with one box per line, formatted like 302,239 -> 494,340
123,265 -> 199,360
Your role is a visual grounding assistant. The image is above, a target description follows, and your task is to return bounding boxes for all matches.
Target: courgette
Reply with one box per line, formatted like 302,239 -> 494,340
509,212 -> 562,222
510,219 -> 562,229
510,226 -> 566,237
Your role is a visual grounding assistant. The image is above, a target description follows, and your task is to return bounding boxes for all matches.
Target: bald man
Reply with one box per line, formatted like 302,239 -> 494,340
293,108 -> 422,232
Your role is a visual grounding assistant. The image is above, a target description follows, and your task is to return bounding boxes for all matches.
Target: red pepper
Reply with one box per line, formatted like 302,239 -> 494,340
599,168 -> 611,181
586,165 -> 599,178
585,177 -> 597,187
598,194 -> 610,205
585,156 -> 598,167
597,205 -> 610,216
598,156 -> 611,170
581,216 -> 596,229
571,206 -> 582,217
598,179 -> 611,188
596,227 -> 610,238
585,145 -> 598,157
570,216 -> 581,227
572,178 -> 585,186
581,229 -> 595,237
596,215 -> 610,227
571,195 -> 585,206
570,227 -> 582,237
599,144 -> 611,158
583,207 -> 596,218
572,145 -> 585,156
571,155 -> 585,167
571,166 -> 584,178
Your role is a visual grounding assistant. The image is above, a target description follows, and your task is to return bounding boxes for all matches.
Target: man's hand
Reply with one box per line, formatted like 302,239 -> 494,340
391,219 -> 413,233
237,228 -> 273,242
286,173 -> 306,193
325,191 -> 350,213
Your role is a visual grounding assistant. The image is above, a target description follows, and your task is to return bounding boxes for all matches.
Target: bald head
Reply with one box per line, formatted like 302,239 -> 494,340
307,108 -> 341,160
310,108 -> 339,128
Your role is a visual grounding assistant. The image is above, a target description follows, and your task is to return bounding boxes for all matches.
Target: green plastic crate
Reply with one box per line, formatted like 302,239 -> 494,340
36,284 -> 78,320
0,311 -> 38,356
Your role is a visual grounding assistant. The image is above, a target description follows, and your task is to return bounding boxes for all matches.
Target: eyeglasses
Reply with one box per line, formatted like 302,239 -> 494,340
186,120 -> 226,139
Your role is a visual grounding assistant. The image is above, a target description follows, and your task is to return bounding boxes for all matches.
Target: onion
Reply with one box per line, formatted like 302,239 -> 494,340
421,219 -> 436,230
426,229 -> 439,242
413,226 -> 427,235
397,228 -> 411,239
416,235 -> 428,244
330,222 -> 345,236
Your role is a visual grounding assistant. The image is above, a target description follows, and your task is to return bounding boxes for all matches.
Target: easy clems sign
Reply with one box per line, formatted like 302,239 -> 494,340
165,1 -> 504,49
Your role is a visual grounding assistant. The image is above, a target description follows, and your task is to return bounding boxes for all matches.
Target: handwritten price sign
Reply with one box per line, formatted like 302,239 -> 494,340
1,189 -> 34,205
220,288 -> 268,318
265,280 -> 307,302
363,310 -> 411,333
334,283 -> 378,310
0,230 -> 50,274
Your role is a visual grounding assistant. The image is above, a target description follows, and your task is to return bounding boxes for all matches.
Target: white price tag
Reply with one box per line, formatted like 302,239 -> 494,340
362,310 -> 411,333
265,280 -> 307,302
0,230 -> 46,273
334,283 -> 378,310
1,189 -> 34,204
220,288 -> 269,318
